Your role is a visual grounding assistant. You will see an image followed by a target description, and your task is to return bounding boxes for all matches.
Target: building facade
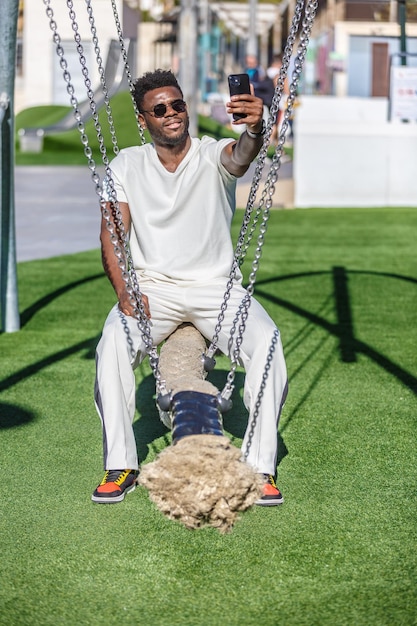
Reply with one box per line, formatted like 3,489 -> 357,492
305,0 -> 417,96
13,0 -> 417,113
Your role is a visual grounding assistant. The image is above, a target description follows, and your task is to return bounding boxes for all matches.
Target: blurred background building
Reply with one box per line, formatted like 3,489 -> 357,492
308,0 -> 417,96
14,0 -> 417,112
8,0 -> 417,209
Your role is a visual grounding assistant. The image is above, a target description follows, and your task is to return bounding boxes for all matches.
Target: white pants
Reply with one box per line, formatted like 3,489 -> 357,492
94,278 -> 288,475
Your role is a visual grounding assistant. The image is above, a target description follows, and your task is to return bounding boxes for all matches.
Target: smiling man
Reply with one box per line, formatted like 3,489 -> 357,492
92,69 -> 288,507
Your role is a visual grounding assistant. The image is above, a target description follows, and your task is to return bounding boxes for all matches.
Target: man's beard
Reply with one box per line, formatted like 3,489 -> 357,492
151,116 -> 190,146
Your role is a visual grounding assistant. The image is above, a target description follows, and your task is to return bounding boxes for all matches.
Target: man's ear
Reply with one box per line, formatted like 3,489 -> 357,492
138,113 -> 146,128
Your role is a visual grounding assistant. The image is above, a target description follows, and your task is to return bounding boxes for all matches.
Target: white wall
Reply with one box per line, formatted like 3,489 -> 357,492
333,21 -> 417,97
293,96 -> 417,208
22,0 -> 126,109
137,22 -> 175,76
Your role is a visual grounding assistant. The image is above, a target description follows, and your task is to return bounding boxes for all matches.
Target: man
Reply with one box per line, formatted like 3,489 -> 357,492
244,54 -> 265,90
92,69 -> 288,506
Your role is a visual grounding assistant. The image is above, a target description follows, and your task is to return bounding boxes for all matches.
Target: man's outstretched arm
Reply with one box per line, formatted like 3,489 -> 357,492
221,91 -> 265,177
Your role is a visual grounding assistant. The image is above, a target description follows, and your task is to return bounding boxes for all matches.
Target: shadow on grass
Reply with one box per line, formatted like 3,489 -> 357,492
0,402 -> 35,429
18,273 -> 105,328
134,374 -> 171,463
0,273 -> 104,429
1,266 -> 415,447
254,267 -> 417,396
0,335 -> 100,428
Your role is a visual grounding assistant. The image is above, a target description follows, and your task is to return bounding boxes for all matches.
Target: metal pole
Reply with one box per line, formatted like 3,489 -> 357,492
199,0 -> 211,101
178,0 -> 198,137
0,0 -> 20,332
247,0 -> 257,57
398,0 -> 407,65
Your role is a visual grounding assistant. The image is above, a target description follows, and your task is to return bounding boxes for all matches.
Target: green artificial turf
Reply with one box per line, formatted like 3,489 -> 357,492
0,207 -> 416,625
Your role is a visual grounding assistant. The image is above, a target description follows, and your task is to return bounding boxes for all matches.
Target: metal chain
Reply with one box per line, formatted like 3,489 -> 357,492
99,199 -> 164,391
43,0 -> 317,415
70,0 -> 163,389
243,329 -> 280,461
65,1 -> 142,322
238,0 -> 306,262
43,0 -> 102,198
43,0 -> 165,393
85,0 -> 119,156
255,0 -> 319,228
66,2 -> 109,167
217,0 -> 318,404
206,0 -> 305,362
110,0 -> 146,145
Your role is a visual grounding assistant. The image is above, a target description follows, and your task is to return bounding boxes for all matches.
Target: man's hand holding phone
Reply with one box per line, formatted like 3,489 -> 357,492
226,73 -> 264,133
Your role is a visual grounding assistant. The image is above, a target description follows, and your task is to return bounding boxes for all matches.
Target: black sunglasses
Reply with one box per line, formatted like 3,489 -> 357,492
141,99 -> 187,118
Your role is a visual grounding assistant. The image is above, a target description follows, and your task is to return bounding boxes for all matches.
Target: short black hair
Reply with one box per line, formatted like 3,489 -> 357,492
132,69 -> 183,111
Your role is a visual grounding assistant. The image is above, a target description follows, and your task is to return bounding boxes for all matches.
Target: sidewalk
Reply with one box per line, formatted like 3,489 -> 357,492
14,160 -> 293,262
15,166 -> 103,262
236,158 -> 294,210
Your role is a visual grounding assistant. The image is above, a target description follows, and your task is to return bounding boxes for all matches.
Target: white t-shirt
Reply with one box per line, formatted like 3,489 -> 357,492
106,136 -> 240,283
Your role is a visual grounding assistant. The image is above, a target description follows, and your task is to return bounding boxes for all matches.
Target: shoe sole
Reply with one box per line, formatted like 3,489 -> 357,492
91,482 -> 136,504
255,497 -> 284,506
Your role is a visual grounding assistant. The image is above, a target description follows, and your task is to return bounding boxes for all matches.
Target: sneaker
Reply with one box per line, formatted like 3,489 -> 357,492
91,469 -> 139,503
255,474 -> 284,506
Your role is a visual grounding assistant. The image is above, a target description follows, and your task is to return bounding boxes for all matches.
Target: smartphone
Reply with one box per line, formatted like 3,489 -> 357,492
228,73 -> 251,120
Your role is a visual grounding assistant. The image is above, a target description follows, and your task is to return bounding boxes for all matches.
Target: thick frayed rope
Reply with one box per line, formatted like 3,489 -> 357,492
138,434 -> 263,533
138,324 -> 262,532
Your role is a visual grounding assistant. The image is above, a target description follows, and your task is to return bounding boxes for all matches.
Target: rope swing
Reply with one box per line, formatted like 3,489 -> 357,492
43,0 -> 317,532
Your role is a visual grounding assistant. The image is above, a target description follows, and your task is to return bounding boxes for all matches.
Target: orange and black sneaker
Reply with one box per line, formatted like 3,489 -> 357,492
91,469 -> 139,503
256,474 -> 284,506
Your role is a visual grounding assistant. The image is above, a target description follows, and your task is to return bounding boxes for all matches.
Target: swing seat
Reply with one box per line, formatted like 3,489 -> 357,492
43,0 -> 317,532
139,322 -> 263,533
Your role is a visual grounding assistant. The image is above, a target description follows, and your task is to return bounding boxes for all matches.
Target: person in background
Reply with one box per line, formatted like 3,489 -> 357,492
244,53 -> 265,91
254,72 -> 275,118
